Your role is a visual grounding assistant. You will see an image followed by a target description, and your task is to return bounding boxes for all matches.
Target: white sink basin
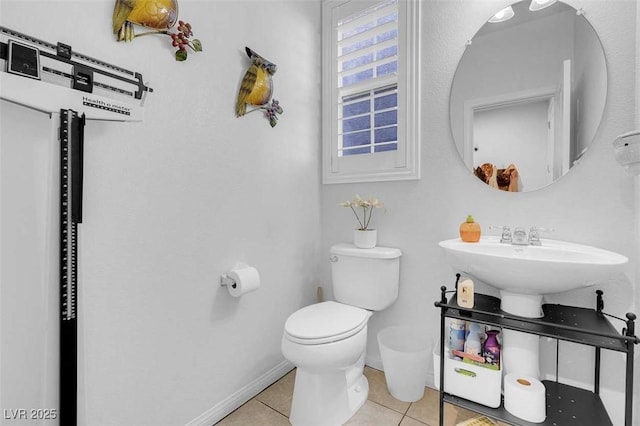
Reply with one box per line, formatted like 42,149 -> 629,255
439,236 -> 628,317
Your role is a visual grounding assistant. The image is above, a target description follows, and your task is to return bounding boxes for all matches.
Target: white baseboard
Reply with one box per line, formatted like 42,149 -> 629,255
365,354 -> 383,371
186,360 -> 294,426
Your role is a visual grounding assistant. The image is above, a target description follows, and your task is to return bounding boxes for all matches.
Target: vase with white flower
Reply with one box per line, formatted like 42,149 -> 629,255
340,195 -> 384,248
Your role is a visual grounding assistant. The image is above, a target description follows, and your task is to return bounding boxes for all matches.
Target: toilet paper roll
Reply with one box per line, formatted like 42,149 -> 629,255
226,266 -> 260,297
504,374 -> 546,423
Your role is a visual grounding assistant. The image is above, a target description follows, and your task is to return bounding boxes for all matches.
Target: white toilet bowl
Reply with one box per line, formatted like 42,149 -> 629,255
281,244 -> 402,425
282,301 -> 372,426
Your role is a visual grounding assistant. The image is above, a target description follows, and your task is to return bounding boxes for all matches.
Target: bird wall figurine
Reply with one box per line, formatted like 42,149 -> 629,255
236,47 -> 283,127
112,0 -> 201,61
112,0 -> 178,41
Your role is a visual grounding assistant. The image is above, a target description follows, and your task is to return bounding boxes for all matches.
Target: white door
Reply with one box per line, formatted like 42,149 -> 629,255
554,59 -> 572,177
1,101 -> 59,424
546,99 -> 555,184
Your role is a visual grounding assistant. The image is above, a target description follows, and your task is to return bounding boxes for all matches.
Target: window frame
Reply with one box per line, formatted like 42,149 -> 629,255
322,0 -> 420,184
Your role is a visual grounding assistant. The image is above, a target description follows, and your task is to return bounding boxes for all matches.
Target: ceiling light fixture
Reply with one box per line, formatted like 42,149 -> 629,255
529,0 -> 557,12
488,6 -> 515,23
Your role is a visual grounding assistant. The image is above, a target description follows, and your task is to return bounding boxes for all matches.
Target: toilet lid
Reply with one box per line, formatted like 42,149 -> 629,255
284,301 -> 370,345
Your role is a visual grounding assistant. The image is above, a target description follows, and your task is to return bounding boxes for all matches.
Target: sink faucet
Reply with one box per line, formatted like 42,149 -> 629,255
493,225 -> 552,245
528,227 -> 553,246
491,226 -> 512,244
512,227 -> 528,245
528,227 -> 541,246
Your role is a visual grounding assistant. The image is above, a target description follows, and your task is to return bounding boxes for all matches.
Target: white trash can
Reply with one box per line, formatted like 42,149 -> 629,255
377,326 -> 430,402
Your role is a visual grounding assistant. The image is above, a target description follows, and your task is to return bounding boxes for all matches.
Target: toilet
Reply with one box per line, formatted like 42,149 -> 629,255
281,243 -> 402,426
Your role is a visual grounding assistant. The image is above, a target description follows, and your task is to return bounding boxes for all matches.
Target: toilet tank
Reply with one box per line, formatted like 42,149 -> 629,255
330,243 -> 402,311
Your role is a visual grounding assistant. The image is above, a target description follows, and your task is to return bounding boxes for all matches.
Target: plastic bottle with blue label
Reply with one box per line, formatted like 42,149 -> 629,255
449,319 -> 466,354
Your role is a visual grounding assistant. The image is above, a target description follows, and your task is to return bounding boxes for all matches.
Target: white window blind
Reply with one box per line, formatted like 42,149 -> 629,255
322,0 -> 420,184
337,0 -> 398,158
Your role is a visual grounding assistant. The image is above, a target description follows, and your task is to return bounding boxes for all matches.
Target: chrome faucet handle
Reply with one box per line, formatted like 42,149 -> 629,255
490,225 -> 512,243
530,226 -> 554,232
528,227 -> 554,245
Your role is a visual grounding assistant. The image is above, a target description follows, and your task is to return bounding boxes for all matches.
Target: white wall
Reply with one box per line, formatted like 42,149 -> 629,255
0,1 -> 321,425
321,1 -> 637,425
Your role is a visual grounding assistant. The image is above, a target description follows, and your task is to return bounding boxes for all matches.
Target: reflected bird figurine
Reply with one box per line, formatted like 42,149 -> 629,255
112,0 -> 179,41
236,47 -> 278,117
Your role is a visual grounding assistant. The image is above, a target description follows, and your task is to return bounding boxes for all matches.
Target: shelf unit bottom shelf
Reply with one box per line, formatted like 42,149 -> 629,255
443,380 -> 612,426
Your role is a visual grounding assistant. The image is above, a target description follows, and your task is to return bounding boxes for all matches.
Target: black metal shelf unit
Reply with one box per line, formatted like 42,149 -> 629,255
434,286 -> 638,426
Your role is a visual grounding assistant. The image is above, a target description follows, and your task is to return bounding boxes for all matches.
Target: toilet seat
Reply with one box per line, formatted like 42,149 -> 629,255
284,301 -> 370,345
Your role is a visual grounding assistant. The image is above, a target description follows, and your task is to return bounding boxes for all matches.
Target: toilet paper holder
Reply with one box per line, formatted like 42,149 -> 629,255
219,264 -> 261,297
220,274 -> 237,289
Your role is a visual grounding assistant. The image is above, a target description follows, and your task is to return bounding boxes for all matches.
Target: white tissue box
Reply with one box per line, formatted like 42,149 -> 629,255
433,347 -> 502,408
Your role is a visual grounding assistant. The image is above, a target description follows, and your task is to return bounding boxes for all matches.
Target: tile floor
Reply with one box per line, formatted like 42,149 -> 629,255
216,367 -> 505,426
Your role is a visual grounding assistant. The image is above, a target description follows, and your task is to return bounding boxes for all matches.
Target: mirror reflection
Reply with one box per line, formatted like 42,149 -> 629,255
449,0 -> 607,192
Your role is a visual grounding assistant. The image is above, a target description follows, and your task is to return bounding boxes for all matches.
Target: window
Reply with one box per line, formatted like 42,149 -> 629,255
322,0 -> 420,184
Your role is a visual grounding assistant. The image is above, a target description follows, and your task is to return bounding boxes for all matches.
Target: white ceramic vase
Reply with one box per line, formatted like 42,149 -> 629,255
354,229 -> 377,249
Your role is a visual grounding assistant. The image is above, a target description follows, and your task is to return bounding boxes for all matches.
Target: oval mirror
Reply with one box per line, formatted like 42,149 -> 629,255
449,0 -> 607,192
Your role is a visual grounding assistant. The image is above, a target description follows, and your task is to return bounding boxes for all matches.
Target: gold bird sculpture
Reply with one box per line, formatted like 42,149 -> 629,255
113,0 -> 179,42
236,47 -> 278,117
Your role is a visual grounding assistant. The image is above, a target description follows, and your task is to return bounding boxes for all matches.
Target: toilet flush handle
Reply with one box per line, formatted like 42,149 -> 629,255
329,255 -> 339,262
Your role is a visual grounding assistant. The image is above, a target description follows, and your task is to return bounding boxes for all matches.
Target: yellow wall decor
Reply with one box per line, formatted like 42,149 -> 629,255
236,47 -> 283,127
112,0 -> 202,61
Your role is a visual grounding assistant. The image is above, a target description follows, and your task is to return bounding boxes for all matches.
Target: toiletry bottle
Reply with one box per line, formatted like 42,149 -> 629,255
460,215 -> 481,242
457,278 -> 474,308
483,329 -> 501,368
449,319 -> 466,353
464,322 -> 482,356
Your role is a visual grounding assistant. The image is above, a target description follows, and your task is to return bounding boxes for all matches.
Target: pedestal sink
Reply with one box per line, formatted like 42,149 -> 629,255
439,236 -> 628,378
439,236 -> 628,317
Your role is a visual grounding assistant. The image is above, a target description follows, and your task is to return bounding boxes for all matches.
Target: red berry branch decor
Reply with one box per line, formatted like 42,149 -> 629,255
169,21 -> 202,61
